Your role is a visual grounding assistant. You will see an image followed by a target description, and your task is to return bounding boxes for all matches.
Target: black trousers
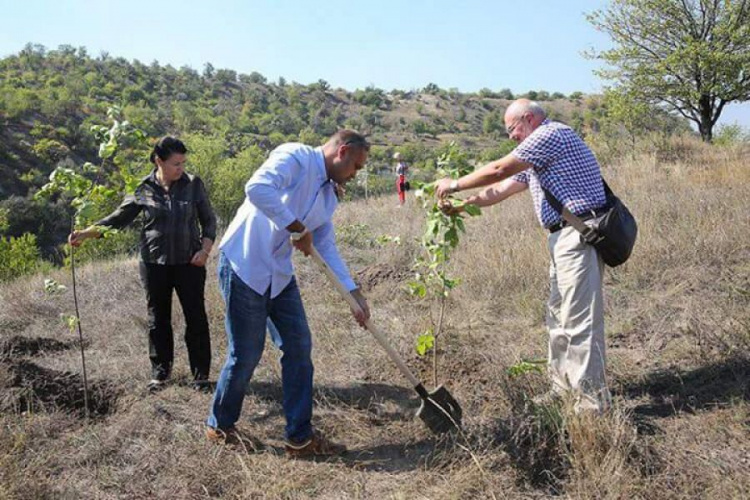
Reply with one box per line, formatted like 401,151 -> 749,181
138,262 -> 211,381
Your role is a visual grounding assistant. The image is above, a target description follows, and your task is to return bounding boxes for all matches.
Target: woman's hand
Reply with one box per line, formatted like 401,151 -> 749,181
190,249 -> 210,267
68,228 -> 99,247
68,231 -> 85,247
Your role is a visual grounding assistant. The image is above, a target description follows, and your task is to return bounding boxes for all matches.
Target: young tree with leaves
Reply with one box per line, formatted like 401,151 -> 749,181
410,143 -> 481,386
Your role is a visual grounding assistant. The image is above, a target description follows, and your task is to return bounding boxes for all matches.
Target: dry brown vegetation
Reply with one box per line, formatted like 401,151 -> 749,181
1,136 -> 749,499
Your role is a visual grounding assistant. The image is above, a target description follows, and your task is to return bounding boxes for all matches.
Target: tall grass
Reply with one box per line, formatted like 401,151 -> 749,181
0,134 -> 748,498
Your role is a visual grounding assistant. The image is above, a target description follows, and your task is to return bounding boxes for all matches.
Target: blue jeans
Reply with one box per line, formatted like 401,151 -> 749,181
207,253 -> 314,442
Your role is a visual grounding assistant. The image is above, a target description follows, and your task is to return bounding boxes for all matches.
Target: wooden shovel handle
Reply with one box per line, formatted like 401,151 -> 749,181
308,247 -> 421,388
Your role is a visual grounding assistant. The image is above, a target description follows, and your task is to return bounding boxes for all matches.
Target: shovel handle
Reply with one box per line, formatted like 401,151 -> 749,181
308,247 -> 421,388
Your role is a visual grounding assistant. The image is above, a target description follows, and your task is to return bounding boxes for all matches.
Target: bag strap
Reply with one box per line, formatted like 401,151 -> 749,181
542,179 -> 611,244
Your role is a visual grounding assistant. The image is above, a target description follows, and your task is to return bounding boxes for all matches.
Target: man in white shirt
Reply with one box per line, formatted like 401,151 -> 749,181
206,130 -> 371,457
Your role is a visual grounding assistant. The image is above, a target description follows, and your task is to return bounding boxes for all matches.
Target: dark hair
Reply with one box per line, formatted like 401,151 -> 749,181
149,136 -> 188,164
331,129 -> 370,151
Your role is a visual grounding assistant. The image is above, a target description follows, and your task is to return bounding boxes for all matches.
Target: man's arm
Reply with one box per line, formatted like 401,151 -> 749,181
440,178 -> 528,215
435,154 -> 532,198
245,150 -> 304,232
465,178 -> 528,207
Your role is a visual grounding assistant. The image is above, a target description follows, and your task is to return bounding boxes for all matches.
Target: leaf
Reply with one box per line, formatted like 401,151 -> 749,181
99,140 -> 117,160
82,162 -> 98,174
444,228 -> 458,247
416,331 -> 435,356
463,204 -> 482,217
44,279 -> 67,295
506,359 -> 547,378
408,282 -> 427,298
60,313 -> 79,333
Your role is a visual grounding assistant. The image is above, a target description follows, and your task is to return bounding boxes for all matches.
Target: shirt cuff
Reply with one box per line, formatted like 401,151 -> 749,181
340,275 -> 357,292
271,210 -> 298,233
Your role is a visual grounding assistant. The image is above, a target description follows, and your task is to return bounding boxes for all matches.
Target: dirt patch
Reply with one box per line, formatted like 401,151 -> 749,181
0,335 -> 75,356
355,263 -> 410,291
0,359 -> 119,419
616,356 -> 750,418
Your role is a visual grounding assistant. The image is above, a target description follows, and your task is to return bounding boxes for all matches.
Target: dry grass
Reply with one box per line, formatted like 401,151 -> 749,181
1,136 -> 749,499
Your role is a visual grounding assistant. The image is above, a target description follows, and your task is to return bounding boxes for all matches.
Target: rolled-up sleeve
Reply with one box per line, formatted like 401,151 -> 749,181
246,151 -> 302,231
314,221 -> 357,291
512,170 -> 530,184
96,195 -> 141,230
195,177 -> 217,241
511,127 -> 565,172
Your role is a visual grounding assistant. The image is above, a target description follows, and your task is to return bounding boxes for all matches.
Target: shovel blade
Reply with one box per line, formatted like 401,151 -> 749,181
416,385 -> 463,434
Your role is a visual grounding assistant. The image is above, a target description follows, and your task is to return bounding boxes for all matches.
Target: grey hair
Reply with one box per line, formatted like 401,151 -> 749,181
526,101 -> 547,118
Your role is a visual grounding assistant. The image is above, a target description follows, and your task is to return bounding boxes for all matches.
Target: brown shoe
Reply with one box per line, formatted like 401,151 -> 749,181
285,431 -> 347,458
206,426 -> 264,452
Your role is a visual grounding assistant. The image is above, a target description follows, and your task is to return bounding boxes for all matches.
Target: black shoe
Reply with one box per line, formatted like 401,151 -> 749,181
191,379 -> 214,393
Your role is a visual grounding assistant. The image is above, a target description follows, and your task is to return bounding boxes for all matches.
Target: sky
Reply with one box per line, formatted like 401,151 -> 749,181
1,0 -> 748,128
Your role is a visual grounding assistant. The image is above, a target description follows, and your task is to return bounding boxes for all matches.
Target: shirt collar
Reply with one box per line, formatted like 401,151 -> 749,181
314,146 -> 330,187
148,169 -> 188,189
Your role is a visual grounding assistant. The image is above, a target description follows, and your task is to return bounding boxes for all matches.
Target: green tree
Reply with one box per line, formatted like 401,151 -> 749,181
216,146 -> 266,226
588,0 -> 750,142
601,87 -> 652,150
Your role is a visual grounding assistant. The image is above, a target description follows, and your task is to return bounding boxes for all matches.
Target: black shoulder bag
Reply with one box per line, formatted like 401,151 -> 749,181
542,180 -> 637,267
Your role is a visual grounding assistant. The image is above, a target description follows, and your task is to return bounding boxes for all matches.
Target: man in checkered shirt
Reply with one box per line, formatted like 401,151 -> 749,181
436,99 -> 611,413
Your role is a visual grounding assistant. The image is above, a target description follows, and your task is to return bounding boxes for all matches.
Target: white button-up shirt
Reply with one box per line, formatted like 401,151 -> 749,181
219,143 -> 356,298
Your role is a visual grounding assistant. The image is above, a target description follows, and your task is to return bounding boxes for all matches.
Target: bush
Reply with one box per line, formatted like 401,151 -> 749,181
713,123 -> 749,146
0,233 -> 49,282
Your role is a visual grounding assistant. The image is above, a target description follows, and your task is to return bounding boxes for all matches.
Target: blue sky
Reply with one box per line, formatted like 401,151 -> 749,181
1,0 -> 748,127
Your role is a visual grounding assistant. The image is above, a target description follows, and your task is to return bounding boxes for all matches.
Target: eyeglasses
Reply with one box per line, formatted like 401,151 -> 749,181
506,115 -> 526,136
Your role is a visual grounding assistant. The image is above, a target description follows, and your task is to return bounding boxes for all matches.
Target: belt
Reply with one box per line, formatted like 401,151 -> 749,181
547,207 -> 607,234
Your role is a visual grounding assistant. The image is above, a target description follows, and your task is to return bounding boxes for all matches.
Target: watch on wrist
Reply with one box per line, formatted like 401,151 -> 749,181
290,228 -> 309,241
449,180 -> 460,193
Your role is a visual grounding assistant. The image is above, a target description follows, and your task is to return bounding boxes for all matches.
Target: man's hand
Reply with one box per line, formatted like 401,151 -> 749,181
438,199 -> 465,216
290,229 -> 313,256
190,249 -> 209,267
350,288 -> 370,329
435,178 -> 458,199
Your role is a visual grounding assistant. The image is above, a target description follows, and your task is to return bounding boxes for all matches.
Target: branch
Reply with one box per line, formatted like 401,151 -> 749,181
710,99 -> 728,127
679,0 -> 700,38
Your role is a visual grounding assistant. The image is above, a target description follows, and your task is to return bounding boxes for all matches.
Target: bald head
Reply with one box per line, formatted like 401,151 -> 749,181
505,99 -> 546,122
504,99 -> 547,142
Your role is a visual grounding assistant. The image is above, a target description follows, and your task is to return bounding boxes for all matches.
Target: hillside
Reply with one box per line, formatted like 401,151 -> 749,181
1,136 -> 748,498
0,44 -> 595,199
1,44 -> 694,265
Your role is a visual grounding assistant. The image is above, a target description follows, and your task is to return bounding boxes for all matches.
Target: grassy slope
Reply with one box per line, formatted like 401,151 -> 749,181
1,137 -> 748,499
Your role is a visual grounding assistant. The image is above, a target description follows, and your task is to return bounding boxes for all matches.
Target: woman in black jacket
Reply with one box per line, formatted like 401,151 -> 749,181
69,136 -> 217,391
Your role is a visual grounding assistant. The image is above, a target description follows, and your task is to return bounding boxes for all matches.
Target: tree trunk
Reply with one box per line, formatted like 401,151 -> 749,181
698,94 -> 714,143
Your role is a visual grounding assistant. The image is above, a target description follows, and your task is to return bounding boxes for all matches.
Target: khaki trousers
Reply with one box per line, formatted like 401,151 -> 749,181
547,226 -> 610,412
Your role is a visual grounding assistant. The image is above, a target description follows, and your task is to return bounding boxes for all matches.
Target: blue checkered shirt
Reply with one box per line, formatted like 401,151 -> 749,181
511,119 -> 606,228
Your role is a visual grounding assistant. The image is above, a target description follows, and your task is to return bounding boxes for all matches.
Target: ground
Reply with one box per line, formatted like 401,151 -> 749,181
1,139 -> 748,499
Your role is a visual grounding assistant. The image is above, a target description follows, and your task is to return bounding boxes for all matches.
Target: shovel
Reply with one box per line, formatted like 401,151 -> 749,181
308,246 -> 462,434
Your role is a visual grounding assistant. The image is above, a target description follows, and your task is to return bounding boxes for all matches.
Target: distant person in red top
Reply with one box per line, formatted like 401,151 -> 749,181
393,152 -> 409,205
